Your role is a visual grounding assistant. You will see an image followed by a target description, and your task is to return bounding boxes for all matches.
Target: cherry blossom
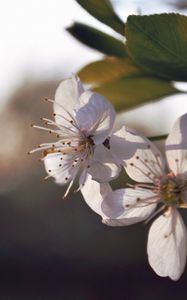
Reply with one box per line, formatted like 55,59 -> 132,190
82,114 -> 187,280
29,76 -> 120,197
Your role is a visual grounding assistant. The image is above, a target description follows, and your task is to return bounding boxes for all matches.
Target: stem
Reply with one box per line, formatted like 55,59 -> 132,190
148,134 -> 168,141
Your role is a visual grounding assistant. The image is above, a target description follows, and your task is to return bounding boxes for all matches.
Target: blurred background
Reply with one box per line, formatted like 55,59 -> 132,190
1,0 -> 187,299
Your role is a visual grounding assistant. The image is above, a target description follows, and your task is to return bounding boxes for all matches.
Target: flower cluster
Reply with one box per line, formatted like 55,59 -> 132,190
30,76 -> 187,281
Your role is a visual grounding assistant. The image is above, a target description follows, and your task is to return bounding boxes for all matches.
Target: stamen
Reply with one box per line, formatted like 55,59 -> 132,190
46,98 -> 81,132
41,117 -> 80,136
139,157 -> 162,178
128,162 -> 156,182
63,179 -> 74,199
32,125 -> 60,135
174,158 -> 180,175
144,205 -> 165,224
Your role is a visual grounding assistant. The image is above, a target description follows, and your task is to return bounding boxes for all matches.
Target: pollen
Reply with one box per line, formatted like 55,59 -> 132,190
159,175 -> 184,206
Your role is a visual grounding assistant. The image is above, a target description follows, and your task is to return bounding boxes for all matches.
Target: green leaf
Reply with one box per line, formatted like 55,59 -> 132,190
75,0 -> 125,35
67,22 -> 126,57
78,57 -> 141,84
126,13 -> 187,81
94,76 -> 179,111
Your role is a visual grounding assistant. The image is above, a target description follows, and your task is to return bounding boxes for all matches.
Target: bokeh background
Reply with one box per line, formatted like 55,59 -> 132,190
1,0 -> 187,299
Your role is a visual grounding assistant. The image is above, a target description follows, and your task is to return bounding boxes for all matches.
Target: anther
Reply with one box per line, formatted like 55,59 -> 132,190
130,163 -> 134,166
59,164 -> 62,167
48,170 -> 51,173
136,156 -> 139,159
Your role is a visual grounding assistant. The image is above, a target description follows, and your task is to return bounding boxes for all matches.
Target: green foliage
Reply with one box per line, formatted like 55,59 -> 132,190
67,22 -> 127,57
94,76 -> 179,111
68,7 -> 187,112
126,13 -> 187,81
78,57 -> 141,84
79,56 -> 179,111
75,0 -> 125,35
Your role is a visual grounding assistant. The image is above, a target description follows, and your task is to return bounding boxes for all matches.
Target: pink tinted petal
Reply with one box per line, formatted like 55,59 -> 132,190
111,126 -> 165,183
75,92 -> 115,144
44,153 -> 79,185
166,113 -> 187,175
81,174 -> 112,217
147,209 -> 187,281
89,161 -> 120,183
88,145 -> 121,182
54,76 -> 84,125
102,188 -> 157,226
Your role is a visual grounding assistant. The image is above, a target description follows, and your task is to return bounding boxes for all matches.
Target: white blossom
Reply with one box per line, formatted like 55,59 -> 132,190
29,76 -> 120,197
82,113 -> 187,280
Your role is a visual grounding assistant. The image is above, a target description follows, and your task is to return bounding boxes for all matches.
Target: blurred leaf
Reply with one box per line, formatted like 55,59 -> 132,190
94,76 -> 179,111
126,13 -> 187,81
75,0 -> 125,35
78,57 -> 141,84
67,22 -> 126,57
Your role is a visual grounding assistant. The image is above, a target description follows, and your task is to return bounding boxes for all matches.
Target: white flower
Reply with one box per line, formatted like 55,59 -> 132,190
29,76 -> 120,197
82,114 -> 187,280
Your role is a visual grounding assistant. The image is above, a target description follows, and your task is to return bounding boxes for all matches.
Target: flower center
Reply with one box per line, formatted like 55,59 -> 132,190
159,175 -> 184,206
43,136 -> 93,157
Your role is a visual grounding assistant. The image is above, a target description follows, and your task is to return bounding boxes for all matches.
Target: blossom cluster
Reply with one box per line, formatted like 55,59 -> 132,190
30,76 -> 187,281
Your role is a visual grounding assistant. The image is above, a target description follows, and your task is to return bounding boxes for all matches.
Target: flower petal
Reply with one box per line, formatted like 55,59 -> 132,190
147,209 -> 187,281
54,76 -> 84,125
75,92 -> 115,144
110,126 -> 165,183
89,145 -> 121,183
166,113 -> 187,175
102,188 -> 157,226
81,174 -> 112,217
44,153 -> 79,185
